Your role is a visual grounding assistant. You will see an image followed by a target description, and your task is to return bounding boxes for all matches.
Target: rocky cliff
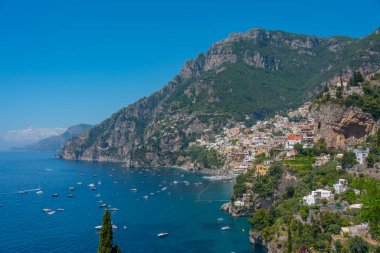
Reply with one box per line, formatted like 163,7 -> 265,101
60,28 -> 380,168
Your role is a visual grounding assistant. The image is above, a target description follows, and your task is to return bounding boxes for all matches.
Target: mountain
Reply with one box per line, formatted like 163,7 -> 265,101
60,28 -> 380,169
20,124 -> 92,152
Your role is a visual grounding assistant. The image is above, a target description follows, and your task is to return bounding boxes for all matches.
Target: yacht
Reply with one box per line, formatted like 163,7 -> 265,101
88,183 -> 95,188
130,188 -> 137,192
43,208 -> 52,212
99,203 -> 107,208
36,190 -> 44,195
157,232 -> 169,238
221,226 -> 231,230
52,193 -> 59,197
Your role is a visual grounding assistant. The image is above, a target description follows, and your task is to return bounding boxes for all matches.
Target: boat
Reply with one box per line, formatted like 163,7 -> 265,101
47,211 -> 56,215
217,218 -> 224,221
109,208 -> 119,212
91,187 -> 97,191
18,190 -> 27,195
157,232 -> 169,238
77,182 -> 82,185
161,187 -> 167,191
95,225 -> 102,230
52,193 -> 59,197
143,195 -> 148,200
88,183 -> 95,188
99,203 -> 107,208
95,194 -> 101,197
67,194 -> 74,198
221,226 -> 231,230
130,188 -> 137,192
69,187 -> 76,191
43,208 -> 52,212
56,208 -> 64,211
98,181 -> 102,185
36,190 -> 44,195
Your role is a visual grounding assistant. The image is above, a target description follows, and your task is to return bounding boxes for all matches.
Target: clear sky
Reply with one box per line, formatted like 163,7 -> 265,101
0,0 -> 380,147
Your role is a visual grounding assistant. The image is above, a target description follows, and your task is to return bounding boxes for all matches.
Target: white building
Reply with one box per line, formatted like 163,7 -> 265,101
303,189 -> 332,206
285,135 -> 302,149
234,200 -> 245,207
353,148 -> 369,165
333,179 -> 348,194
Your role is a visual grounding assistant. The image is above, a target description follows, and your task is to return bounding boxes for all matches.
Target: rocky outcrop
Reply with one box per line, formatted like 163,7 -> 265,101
250,230 -> 286,253
60,27 -> 380,167
311,102 -> 377,149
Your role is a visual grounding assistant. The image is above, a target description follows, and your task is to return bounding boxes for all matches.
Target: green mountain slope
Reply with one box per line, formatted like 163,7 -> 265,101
60,28 -> 380,169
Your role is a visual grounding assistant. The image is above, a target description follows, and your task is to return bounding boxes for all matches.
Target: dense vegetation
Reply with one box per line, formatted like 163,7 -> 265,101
98,210 -> 121,253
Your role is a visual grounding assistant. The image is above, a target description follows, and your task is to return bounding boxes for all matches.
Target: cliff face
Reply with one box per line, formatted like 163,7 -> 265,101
311,102 -> 377,149
60,28 -> 380,167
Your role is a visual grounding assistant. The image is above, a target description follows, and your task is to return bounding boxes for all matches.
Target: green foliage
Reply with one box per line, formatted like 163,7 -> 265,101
349,71 -> 364,86
351,177 -> 380,240
98,211 -> 121,253
187,146 -> 224,169
341,151 -> 357,169
348,236 -> 369,253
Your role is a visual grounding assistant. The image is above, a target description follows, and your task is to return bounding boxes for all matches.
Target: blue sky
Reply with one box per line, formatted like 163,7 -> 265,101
0,0 -> 380,147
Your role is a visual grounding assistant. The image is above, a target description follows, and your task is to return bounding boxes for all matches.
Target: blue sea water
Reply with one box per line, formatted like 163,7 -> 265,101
0,152 -> 266,253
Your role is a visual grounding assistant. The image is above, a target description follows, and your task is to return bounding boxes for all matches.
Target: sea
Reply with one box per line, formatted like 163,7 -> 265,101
0,152 -> 267,253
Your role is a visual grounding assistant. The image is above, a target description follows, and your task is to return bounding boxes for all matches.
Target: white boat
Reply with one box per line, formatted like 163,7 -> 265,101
47,211 -> 56,215
18,190 -> 27,195
67,193 -> 74,198
217,218 -> 224,221
130,188 -> 137,192
221,226 -> 231,230
157,232 -> 169,238
99,203 -> 107,208
91,187 -> 97,191
173,181 -> 178,184
143,195 -> 148,200
56,208 -> 64,211
52,193 -> 59,197
96,224 -> 118,230
43,208 -> 52,212
69,187 -> 76,191
161,187 -> 167,191
36,190 -> 44,195
109,208 -> 119,212
77,182 -> 83,185
88,183 -> 95,188
95,194 -> 101,197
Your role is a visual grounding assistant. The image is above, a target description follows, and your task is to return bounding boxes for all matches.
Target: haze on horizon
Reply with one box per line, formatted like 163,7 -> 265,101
1,0 -> 380,149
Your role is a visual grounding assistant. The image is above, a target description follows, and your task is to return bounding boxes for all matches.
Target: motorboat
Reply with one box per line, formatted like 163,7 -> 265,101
52,193 -> 59,197
130,188 -> 137,192
99,203 -> 107,208
36,190 -> 44,195
88,183 -> 95,188
91,187 -> 97,191
56,208 -> 64,211
67,194 -> 74,198
47,211 -> 56,215
157,232 -> 169,238
77,182 -> 83,185
69,187 -> 76,191
95,194 -> 101,197
18,190 -> 27,195
161,187 -> 167,191
143,195 -> 148,200
221,226 -> 231,230
109,208 -> 119,212
43,208 -> 52,212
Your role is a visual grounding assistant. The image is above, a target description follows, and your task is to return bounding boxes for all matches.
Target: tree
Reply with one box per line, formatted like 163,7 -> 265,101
348,236 -> 368,253
98,210 -> 121,253
294,143 -> 303,154
336,86 -> 343,99
341,151 -> 357,169
351,177 -> 380,239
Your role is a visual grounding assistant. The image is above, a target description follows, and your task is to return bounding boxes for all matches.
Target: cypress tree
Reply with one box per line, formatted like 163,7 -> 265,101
98,210 -> 121,253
